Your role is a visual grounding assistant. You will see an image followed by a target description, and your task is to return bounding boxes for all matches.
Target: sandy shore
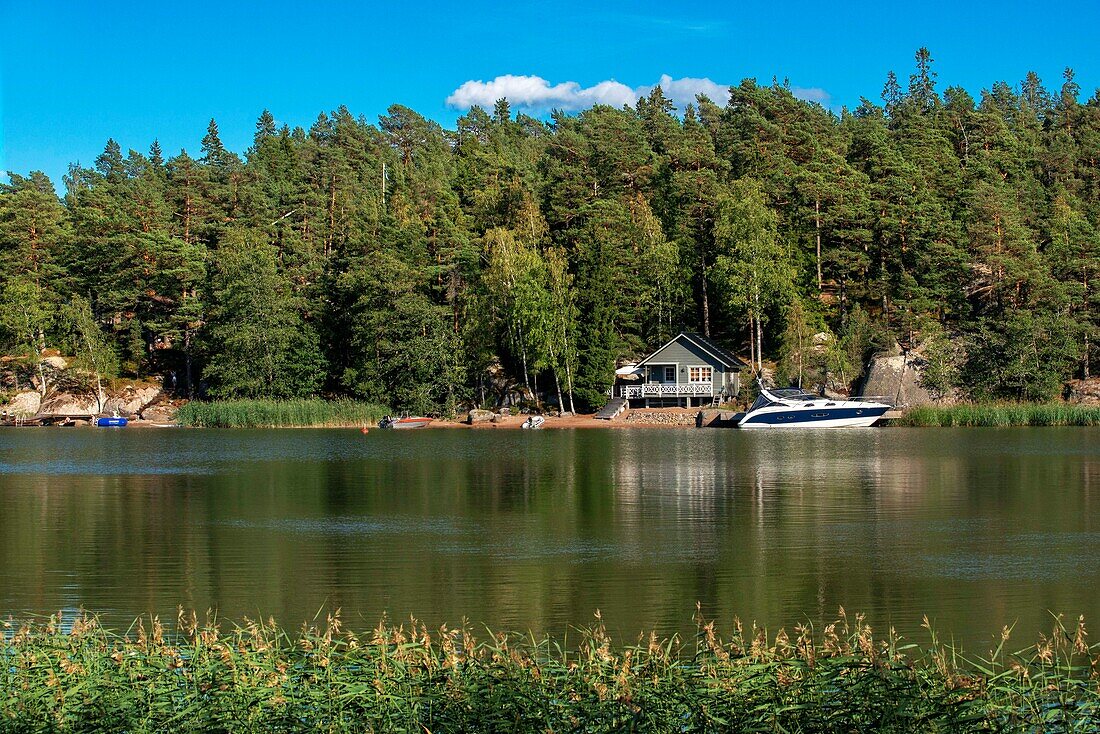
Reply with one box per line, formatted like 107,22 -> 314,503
431,408 -> 701,430
20,407 -> 706,429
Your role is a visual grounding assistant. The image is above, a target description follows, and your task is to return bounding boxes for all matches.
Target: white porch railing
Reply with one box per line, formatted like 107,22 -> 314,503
619,383 -> 714,399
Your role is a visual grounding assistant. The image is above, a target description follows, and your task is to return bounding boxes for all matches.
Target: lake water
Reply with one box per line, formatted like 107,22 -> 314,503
1,426 -> 1097,650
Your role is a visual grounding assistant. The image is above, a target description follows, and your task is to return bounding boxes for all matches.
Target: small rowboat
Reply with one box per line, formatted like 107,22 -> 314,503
521,416 -> 545,430
96,416 -> 128,427
379,415 -> 433,430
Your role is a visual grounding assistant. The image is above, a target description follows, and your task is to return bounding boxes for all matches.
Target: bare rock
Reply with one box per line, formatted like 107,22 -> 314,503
106,385 -> 163,417
1067,378 -> 1100,405
41,355 -> 68,370
860,353 -> 936,407
140,406 -> 178,423
6,391 -> 41,416
466,408 -> 494,424
40,392 -> 104,416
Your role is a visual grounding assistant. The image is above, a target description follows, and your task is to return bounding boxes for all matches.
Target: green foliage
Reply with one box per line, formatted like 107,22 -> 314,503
203,228 -> 325,399
4,609 -> 1100,732
964,309 -> 1079,401
776,298 -> 827,387
2,51 -> 1099,409
713,178 -> 794,370
61,294 -> 118,408
919,321 -> 962,398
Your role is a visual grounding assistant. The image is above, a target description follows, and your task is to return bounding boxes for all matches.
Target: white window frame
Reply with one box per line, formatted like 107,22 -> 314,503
688,365 -> 713,384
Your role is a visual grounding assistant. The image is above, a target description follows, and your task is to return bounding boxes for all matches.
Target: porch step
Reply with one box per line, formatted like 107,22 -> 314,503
595,398 -> 627,420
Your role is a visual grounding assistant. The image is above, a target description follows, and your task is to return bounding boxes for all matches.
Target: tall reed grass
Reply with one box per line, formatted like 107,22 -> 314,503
3,607 -> 1099,732
896,403 -> 1100,427
175,399 -> 389,428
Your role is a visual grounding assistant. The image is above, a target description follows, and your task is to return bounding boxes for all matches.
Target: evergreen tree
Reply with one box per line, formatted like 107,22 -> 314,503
1,58 -> 1097,409
203,228 -> 324,398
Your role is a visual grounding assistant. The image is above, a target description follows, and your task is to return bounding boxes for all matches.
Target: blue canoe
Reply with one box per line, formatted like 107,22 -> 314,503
96,417 -> 128,427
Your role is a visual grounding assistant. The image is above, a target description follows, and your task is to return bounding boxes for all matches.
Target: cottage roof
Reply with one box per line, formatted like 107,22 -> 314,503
635,332 -> 747,369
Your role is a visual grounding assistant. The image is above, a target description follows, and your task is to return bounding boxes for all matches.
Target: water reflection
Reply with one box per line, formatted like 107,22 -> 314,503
0,427 -> 1098,649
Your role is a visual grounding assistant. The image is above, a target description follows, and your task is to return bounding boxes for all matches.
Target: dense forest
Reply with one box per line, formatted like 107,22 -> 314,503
1,50 -> 1098,413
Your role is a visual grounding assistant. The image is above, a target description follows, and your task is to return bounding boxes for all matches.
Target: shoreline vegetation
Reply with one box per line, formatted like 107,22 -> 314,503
2,609 -> 1098,733
174,399 -> 388,428
169,398 -> 1100,429
895,403 -> 1100,427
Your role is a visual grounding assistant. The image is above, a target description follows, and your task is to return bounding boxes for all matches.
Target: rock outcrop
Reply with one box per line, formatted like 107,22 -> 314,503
466,408 -> 495,424
139,405 -> 178,423
5,391 -> 42,416
4,357 -> 171,419
104,385 -> 162,418
859,351 -> 943,407
40,391 -> 106,416
1067,378 -> 1100,405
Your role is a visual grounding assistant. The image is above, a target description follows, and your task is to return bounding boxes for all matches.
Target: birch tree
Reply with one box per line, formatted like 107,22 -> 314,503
714,179 -> 793,373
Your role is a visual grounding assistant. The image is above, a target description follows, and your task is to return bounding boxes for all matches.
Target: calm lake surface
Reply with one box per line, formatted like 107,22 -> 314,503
1,426 -> 1098,649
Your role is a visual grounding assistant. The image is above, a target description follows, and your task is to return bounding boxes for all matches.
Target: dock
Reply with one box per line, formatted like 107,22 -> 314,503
0,413 -> 95,427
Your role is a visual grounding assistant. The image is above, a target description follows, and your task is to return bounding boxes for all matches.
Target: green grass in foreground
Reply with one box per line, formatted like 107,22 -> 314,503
3,609 -> 1099,732
896,402 -> 1100,427
175,399 -> 389,428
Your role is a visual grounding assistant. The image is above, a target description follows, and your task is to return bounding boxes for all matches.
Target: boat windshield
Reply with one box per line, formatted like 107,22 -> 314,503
769,388 -> 820,401
748,394 -> 775,412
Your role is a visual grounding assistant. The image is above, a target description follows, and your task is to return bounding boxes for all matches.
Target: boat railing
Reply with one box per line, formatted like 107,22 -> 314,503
851,395 -> 897,405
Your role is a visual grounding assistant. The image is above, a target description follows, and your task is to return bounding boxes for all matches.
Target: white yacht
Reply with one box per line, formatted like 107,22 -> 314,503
737,382 -> 890,428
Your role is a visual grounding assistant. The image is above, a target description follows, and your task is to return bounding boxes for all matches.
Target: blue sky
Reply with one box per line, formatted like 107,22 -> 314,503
2,0 -> 1098,190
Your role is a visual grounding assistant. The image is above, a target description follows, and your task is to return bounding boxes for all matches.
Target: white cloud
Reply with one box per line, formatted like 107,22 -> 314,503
791,86 -> 831,106
446,75 -> 833,114
638,74 -> 731,108
446,74 -> 731,113
446,75 -> 635,112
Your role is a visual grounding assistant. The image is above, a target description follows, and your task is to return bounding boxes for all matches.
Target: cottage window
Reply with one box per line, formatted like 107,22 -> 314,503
664,366 -> 675,382
689,366 -> 712,383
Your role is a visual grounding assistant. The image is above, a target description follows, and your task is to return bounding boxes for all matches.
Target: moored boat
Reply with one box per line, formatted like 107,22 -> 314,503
737,382 -> 889,428
379,415 -> 433,429
521,415 -> 545,429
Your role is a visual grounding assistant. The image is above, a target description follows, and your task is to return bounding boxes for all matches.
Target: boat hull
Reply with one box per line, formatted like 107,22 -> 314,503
738,405 -> 888,428
380,417 -> 433,429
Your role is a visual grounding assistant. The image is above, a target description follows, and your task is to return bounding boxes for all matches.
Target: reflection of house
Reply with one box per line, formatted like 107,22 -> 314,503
615,332 -> 746,408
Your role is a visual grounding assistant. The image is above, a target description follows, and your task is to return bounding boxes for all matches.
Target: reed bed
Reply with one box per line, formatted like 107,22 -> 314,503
3,607 -> 1100,732
896,403 -> 1100,427
175,399 -> 389,428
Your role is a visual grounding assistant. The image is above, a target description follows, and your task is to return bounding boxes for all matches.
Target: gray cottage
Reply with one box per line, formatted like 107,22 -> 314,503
615,332 -> 747,408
